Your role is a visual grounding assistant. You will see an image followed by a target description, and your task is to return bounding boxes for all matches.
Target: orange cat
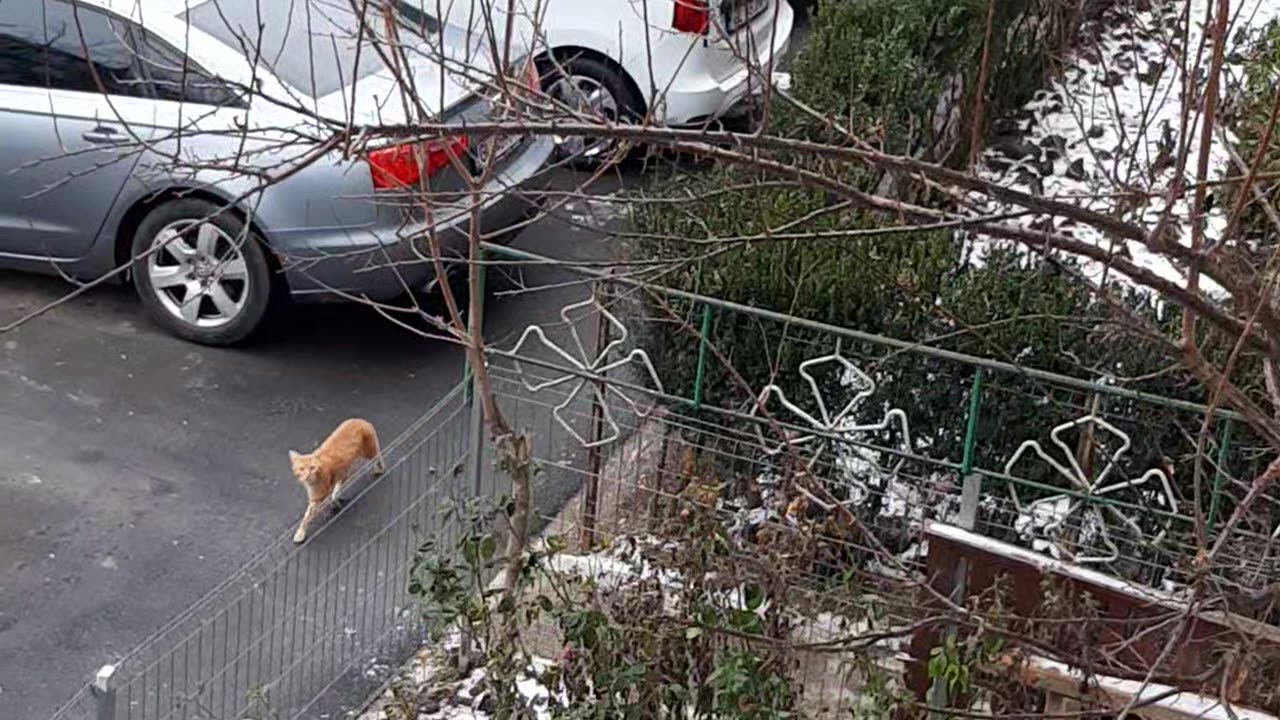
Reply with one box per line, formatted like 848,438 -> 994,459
289,418 -> 385,544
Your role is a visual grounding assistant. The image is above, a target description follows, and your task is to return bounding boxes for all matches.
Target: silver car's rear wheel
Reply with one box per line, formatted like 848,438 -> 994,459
148,220 -> 249,329
132,198 -> 274,346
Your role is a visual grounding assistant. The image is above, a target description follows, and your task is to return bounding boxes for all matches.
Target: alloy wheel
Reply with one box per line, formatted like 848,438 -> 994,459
146,220 -> 251,329
546,73 -> 622,161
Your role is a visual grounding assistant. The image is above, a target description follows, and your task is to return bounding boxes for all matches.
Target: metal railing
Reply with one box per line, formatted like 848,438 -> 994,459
47,245 -> 1280,720
50,383 -> 472,720
486,248 -> 1280,604
481,242 -> 1278,562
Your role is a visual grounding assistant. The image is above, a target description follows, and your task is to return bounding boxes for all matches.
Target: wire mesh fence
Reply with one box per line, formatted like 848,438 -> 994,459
49,383 -> 473,720
478,272 -> 1280,689
477,328 -> 1280,716
490,248 -> 1280,596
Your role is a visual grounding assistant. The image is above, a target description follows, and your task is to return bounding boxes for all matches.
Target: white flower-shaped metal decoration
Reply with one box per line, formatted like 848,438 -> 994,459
498,298 -> 664,448
752,342 -> 913,500
1004,414 -> 1179,564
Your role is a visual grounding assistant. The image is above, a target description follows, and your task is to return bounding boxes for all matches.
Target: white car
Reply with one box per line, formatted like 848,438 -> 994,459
529,0 -> 795,162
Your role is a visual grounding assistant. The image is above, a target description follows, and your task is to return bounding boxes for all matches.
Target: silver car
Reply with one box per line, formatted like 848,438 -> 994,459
0,0 -> 552,345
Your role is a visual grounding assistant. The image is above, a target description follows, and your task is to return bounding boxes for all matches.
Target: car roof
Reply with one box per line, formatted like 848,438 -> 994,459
77,0 -> 201,20
69,0 -> 495,114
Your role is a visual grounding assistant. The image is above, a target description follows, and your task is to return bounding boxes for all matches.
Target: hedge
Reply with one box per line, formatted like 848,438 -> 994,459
626,0 -> 1272,554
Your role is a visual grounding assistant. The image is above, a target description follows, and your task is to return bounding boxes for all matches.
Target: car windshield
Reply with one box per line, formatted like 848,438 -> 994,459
185,0 -> 438,98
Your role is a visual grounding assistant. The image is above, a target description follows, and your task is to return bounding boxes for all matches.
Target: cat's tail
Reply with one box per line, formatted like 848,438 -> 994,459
364,421 -> 386,475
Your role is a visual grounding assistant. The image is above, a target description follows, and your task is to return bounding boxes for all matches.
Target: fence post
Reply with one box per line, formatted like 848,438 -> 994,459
455,251 -> 488,672
928,368 -> 984,719
580,279 -> 612,550
92,665 -> 116,720
1207,417 -> 1233,535
691,304 -> 713,409
466,379 -> 486,501
465,249 -> 488,502
958,368 -> 985,530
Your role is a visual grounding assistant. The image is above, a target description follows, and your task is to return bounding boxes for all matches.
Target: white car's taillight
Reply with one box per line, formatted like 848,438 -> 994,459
672,0 -> 709,34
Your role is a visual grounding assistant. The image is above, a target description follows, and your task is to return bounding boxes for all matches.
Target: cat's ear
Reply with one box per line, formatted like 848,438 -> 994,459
288,450 -> 301,462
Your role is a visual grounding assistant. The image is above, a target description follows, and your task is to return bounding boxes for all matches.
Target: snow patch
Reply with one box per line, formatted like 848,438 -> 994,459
970,0 -> 1280,296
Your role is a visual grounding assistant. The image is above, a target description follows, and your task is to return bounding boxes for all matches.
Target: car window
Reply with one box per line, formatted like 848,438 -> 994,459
391,1 -> 441,37
0,1 -> 44,87
0,0 -> 147,97
186,0 -> 382,99
132,26 -> 247,107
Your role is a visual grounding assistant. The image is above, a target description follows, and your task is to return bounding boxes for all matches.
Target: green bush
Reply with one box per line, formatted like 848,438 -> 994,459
786,0 -> 1073,161
787,0 -> 968,153
627,0 -> 1271,558
1222,20 -> 1280,244
633,178 -> 957,414
631,0 -> 1127,456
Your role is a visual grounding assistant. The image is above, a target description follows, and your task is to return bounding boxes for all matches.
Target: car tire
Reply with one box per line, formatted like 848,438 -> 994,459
538,53 -> 644,169
131,198 -> 274,346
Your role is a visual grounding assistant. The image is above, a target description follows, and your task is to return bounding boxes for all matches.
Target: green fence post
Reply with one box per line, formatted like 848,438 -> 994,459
1207,417 -> 1233,534
928,368 -> 985,718
461,251 -> 488,406
691,304 -> 713,409
464,248 -> 488,500
455,248 -> 487,671
960,368 -> 984,478
956,368 -> 985,529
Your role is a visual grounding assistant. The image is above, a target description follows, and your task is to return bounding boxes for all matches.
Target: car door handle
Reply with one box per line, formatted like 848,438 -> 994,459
82,125 -> 124,144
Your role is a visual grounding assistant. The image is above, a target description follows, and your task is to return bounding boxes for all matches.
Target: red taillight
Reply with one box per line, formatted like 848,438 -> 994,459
672,0 -> 708,34
367,136 -> 470,190
525,58 -> 540,91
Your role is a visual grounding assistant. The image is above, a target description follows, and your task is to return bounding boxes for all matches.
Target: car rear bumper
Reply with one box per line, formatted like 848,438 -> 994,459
284,136 -> 553,303
662,0 -> 794,125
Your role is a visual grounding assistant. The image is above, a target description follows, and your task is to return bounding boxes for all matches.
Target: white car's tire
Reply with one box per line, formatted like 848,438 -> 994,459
539,53 -> 644,168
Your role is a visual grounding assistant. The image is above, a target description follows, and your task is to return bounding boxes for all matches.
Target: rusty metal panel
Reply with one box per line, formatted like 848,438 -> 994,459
908,523 -> 1280,715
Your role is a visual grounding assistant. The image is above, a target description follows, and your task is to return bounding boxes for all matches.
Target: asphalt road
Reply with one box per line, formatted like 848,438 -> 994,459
0,171 -> 623,719
0,13 -> 814,708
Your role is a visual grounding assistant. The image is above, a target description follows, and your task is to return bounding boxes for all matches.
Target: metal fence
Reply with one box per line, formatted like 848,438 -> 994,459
46,243 -> 1280,719
50,383 -> 473,720
482,242 -> 1280,589
471,289 -> 1280,716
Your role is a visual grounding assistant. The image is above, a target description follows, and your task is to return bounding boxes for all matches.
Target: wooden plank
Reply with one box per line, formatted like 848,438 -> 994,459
906,523 -> 1280,714
926,523 -> 1280,643
1011,654 -> 1277,720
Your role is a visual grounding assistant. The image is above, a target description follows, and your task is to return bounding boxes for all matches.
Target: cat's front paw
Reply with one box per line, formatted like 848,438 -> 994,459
293,529 -> 307,544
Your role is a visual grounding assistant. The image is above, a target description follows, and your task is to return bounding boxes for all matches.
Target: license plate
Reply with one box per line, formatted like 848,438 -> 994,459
725,0 -> 768,33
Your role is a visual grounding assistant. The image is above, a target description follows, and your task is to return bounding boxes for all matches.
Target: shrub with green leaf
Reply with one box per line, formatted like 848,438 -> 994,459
631,0 -> 1102,433
1221,20 -> 1280,245
627,0 -> 1273,563
785,0 -> 1078,160
407,500 -> 808,718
